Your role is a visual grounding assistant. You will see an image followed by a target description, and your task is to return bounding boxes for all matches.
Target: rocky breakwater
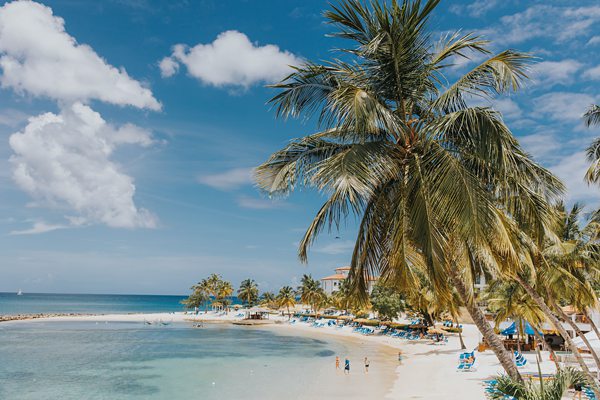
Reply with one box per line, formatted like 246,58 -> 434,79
0,313 -> 89,322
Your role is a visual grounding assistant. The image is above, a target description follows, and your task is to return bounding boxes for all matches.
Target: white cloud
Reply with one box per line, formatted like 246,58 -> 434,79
161,30 -> 302,88
533,92 -> 596,122
158,56 -> 179,78
197,167 -> 253,190
520,133 -> 561,161
314,240 -> 355,255
9,102 -> 157,229
532,60 -> 583,86
483,5 -> 600,46
493,98 -> 522,120
584,65 -> 600,81
549,151 -> 600,204
588,36 -> 600,46
236,195 -> 284,210
10,221 -> 67,235
464,0 -> 500,17
0,1 -> 160,110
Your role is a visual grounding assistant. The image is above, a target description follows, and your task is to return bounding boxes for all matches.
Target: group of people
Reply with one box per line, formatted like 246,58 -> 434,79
334,350 -> 403,375
335,356 -> 370,374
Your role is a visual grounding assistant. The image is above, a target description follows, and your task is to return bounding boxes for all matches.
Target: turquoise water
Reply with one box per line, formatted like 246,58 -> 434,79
0,293 -> 243,315
0,321 -> 352,400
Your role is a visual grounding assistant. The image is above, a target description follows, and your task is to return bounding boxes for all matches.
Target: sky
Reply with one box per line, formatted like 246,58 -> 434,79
0,0 -> 599,295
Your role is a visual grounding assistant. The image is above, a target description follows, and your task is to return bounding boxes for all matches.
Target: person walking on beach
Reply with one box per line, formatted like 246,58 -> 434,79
364,357 -> 370,374
344,358 -> 350,375
335,356 -> 340,370
398,351 -> 403,362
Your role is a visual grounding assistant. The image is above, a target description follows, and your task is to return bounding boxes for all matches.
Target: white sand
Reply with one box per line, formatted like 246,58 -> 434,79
5,312 -> 563,399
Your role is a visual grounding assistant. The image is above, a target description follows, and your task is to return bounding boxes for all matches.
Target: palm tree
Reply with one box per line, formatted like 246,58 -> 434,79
277,286 -> 297,319
260,291 -> 276,308
297,274 -> 325,315
238,279 -> 259,306
491,368 -> 587,400
256,0 -> 562,379
181,282 -> 210,311
484,280 -> 557,365
216,280 -> 234,312
584,104 -> 600,183
512,206 -> 600,389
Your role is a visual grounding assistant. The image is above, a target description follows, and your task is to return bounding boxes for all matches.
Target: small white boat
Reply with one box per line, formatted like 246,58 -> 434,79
16,289 -> 22,296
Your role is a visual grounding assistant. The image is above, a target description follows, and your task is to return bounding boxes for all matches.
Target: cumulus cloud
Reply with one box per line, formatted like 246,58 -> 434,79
549,151 -> 600,204
482,5 -> 600,46
450,0 -> 500,17
584,65 -> 600,80
160,30 -> 302,88
197,167 -> 253,190
533,92 -> 597,122
10,221 -> 67,235
0,1 -> 160,110
520,133 -> 561,161
532,60 -> 583,86
9,103 -> 157,229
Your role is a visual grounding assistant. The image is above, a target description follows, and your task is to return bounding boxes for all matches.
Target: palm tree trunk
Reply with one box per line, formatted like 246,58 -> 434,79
514,275 -> 599,392
586,308 -> 600,343
532,328 -> 560,371
455,319 -> 467,350
517,319 -> 522,353
553,302 -> 600,371
448,268 -> 522,380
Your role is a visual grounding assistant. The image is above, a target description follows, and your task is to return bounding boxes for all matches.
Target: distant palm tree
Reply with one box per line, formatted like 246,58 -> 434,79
256,0 -> 561,380
491,368 -> 587,400
484,280 -> 551,359
297,274 -> 325,315
216,280 -> 234,312
238,279 -> 259,306
584,104 -> 600,183
259,291 -> 276,308
277,286 -> 296,318
181,282 -> 210,311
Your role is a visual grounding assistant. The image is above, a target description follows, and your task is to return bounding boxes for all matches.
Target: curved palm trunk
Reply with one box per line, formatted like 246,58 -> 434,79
455,319 -> 467,350
514,275 -> 599,393
586,308 -> 600,344
554,303 -> 600,371
532,329 -> 560,371
448,268 -> 522,380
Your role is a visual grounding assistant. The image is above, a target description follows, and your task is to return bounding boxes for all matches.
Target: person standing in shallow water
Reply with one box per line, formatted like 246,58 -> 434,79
335,356 -> 340,370
364,357 -> 369,373
344,358 -> 350,375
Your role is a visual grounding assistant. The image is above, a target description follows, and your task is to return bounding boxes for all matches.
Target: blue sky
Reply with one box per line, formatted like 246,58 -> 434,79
0,0 -> 599,295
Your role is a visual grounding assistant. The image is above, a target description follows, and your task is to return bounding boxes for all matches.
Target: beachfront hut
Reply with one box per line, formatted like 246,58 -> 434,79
500,321 -> 539,351
246,306 -> 270,320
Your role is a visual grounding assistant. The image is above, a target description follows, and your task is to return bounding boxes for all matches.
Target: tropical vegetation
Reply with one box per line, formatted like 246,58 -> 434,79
256,0 -> 565,380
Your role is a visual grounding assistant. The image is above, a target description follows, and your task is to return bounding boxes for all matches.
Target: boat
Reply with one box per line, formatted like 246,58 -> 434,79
16,289 -> 22,296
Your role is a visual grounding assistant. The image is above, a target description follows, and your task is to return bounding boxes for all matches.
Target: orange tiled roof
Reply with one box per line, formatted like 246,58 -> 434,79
321,274 -> 347,280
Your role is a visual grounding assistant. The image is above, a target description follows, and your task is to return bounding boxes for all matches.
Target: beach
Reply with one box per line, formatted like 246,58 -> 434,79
1,312 -> 561,399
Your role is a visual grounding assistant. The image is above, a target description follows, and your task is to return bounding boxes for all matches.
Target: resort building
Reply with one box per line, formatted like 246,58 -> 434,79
320,266 -> 378,295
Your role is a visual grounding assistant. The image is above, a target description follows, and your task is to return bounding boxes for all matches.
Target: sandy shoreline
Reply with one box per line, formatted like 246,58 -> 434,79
2,312 -> 563,399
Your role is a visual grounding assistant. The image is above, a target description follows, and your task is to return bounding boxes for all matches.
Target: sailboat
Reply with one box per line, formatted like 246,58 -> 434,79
17,289 -> 22,296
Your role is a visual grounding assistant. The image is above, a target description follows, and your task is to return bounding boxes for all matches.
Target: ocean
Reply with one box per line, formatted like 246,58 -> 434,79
0,294 -> 394,399
0,321 -> 366,400
0,292 -> 239,315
